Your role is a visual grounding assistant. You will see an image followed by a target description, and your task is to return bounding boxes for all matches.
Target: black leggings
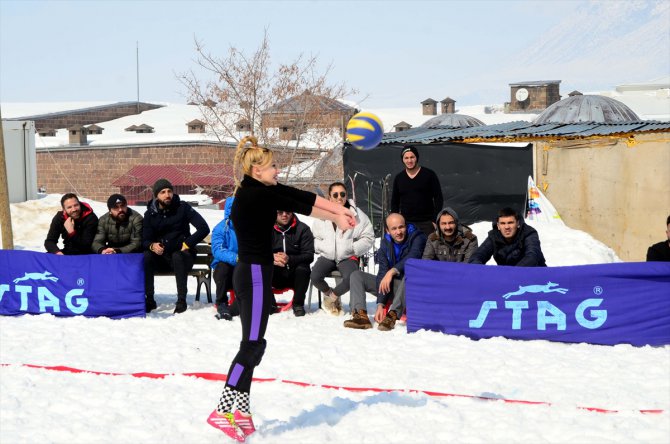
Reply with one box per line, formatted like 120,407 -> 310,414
224,262 -> 274,393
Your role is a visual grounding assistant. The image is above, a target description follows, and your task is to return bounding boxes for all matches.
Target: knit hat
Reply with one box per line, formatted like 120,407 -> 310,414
107,193 -> 127,209
152,178 -> 173,197
400,145 -> 419,161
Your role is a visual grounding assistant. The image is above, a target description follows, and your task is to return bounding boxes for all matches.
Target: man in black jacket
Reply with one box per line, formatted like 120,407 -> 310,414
44,193 -> 98,255
469,207 -> 546,267
646,215 -> 670,262
143,179 -> 210,314
271,210 -> 314,317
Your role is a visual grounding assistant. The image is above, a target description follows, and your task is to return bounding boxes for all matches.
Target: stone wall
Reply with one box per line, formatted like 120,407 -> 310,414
36,142 -> 324,202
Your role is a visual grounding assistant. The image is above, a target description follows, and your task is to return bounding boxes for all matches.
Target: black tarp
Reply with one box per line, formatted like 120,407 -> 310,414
343,142 -> 532,235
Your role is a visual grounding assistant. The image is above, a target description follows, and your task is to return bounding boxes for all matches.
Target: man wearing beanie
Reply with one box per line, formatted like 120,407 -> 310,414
92,194 -> 143,255
142,178 -> 210,314
390,145 -> 443,237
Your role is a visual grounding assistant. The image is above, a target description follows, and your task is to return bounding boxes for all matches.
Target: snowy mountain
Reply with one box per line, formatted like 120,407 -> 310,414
513,1 -> 669,89
457,0 -> 670,105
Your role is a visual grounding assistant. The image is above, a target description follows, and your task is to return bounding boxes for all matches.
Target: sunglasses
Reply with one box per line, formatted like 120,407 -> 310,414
277,210 -> 292,215
331,192 -> 346,198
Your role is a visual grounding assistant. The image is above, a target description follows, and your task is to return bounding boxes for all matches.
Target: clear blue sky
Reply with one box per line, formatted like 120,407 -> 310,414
0,0 -> 667,107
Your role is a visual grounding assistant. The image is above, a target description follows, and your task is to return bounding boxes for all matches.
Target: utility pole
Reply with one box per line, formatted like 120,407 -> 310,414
0,106 -> 15,249
136,41 -> 140,114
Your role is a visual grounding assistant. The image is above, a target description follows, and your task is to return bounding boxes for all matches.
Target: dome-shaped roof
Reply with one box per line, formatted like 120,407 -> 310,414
420,113 -> 484,128
534,95 -> 640,124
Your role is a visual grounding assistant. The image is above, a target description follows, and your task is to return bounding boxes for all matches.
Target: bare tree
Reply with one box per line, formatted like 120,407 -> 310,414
177,31 -> 358,186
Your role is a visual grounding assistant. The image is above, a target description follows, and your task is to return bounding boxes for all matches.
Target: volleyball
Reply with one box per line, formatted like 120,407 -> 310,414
346,112 -> 384,150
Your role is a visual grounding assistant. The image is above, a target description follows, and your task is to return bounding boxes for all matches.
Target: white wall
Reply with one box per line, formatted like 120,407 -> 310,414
1,120 -> 37,203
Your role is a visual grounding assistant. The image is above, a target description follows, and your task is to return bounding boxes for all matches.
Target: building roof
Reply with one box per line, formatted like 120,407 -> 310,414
379,120 -> 670,145
509,80 -> 561,87
112,164 -> 235,187
534,95 -> 640,124
263,91 -> 355,114
4,101 -> 163,121
420,113 -> 485,128
421,98 -> 437,104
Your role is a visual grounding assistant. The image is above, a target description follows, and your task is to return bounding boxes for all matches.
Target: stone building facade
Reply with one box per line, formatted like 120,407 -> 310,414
508,81 -> 561,113
36,142 -> 324,202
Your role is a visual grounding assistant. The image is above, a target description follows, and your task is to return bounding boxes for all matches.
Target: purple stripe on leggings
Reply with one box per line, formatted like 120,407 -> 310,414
250,264 -> 263,341
228,363 -> 244,387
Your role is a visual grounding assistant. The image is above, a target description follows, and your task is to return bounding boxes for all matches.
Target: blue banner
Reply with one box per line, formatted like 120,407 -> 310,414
0,250 -> 145,319
405,259 -> 670,346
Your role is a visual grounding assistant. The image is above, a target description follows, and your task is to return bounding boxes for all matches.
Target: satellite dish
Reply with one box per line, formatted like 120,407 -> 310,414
516,88 -> 529,102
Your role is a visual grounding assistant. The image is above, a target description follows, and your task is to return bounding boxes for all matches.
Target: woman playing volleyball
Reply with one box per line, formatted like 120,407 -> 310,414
207,136 -> 356,441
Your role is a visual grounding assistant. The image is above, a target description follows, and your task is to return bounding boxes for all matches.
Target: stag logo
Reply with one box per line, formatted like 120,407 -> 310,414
502,282 -> 568,299
13,271 -> 59,284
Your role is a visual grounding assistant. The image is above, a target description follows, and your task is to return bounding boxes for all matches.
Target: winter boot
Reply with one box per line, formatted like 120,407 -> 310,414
343,309 -> 372,329
233,411 -> 256,437
216,303 -> 232,321
322,289 -> 335,313
323,290 -> 341,315
145,296 -> 157,313
332,295 -> 343,315
292,305 -> 306,317
378,310 -> 398,331
207,410 -> 245,442
174,296 -> 187,314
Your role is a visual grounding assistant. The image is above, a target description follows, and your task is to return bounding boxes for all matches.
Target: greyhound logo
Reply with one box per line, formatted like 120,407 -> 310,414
502,282 -> 568,299
13,271 -> 59,284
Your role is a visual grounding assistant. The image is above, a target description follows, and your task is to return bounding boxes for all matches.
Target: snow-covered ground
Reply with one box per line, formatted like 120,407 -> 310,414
1,195 -> 668,443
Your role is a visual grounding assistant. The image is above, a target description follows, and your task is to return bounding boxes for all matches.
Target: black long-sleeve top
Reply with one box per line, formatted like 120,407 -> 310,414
231,175 -> 316,265
44,202 -> 98,255
391,167 -> 443,223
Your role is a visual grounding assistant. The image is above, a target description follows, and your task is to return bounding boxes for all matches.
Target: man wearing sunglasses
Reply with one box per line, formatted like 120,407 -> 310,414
272,210 -> 315,316
92,194 -> 143,255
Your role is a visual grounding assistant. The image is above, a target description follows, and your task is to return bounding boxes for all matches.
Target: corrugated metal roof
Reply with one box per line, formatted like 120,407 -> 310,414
112,164 -> 235,187
379,120 -> 670,144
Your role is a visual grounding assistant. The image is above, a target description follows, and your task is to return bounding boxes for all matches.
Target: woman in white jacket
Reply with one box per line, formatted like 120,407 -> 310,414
310,182 -> 375,314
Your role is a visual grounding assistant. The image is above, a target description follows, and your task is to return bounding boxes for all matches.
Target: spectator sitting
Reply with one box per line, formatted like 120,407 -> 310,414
272,210 -> 314,317
310,182 -> 375,316
423,207 -> 478,263
211,196 -> 237,320
143,178 -> 210,314
344,213 -> 427,331
92,194 -> 143,254
469,207 -> 546,267
646,215 -> 670,262
44,193 -> 98,255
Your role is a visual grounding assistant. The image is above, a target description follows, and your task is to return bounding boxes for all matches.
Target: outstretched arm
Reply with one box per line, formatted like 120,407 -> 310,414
311,206 -> 355,232
311,196 -> 356,231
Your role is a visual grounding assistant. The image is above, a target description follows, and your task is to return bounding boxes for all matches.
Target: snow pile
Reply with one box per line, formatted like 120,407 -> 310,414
1,196 -> 667,444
